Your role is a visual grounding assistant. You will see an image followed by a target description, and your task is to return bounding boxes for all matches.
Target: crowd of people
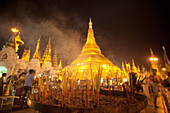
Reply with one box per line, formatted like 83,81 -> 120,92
0,68 -> 170,110
140,69 -> 170,111
0,69 -> 35,108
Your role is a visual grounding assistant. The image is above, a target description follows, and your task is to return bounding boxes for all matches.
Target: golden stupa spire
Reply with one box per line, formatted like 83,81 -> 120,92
41,38 -> 51,67
58,59 -> 62,70
82,18 -> 101,54
65,18 -> 119,80
33,36 -> 41,60
21,48 -> 30,62
52,49 -> 58,68
5,28 -> 24,52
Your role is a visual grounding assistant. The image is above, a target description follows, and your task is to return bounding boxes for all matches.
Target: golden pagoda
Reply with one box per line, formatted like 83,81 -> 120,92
33,37 -> 41,60
21,48 -> 30,62
40,38 -> 51,67
52,49 -> 58,68
5,28 -> 24,52
65,18 -> 119,80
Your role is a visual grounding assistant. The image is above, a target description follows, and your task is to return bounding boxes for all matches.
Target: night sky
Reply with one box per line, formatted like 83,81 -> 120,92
0,0 -> 170,69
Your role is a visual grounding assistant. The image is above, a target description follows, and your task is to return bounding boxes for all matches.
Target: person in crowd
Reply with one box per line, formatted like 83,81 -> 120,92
21,69 -> 35,108
142,74 -> 150,99
15,72 -> 26,104
0,73 -> 6,96
150,69 -> 161,108
163,72 -> 170,87
150,69 -> 169,111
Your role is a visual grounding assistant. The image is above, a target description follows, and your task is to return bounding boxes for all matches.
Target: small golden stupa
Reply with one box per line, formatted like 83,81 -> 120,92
65,18 -> 120,80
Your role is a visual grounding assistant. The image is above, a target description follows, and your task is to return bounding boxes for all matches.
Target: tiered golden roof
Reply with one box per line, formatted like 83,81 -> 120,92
21,48 -> 30,62
5,31 -> 24,52
52,49 -> 58,68
40,38 -> 51,67
33,37 -> 41,60
65,18 -> 120,80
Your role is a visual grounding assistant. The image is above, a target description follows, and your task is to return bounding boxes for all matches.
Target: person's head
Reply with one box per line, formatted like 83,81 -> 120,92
29,69 -> 35,75
2,73 -> 6,77
152,69 -> 157,75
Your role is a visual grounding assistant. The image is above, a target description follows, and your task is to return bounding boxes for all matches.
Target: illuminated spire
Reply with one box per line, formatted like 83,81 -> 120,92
58,59 -> 62,70
21,48 -> 30,62
52,49 -> 58,68
150,48 -> 154,57
33,37 -> 41,60
5,29 -> 24,52
41,38 -> 51,67
122,61 -> 125,71
82,18 -> 101,54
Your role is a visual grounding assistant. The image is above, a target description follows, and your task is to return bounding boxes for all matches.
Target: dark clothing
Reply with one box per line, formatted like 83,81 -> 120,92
21,86 -> 32,107
15,87 -> 23,104
0,86 -> 3,96
0,77 -> 4,96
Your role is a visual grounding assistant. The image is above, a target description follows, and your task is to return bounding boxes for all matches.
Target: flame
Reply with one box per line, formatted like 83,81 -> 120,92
11,28 -> 19,33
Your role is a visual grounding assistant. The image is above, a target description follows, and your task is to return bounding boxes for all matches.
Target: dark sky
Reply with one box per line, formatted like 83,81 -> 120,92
0,0 -> 170,69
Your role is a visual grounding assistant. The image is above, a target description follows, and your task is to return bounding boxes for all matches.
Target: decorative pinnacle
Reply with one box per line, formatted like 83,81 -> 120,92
89,18 -> 92,28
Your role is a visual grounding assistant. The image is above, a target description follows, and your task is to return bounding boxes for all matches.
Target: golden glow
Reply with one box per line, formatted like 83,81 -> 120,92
162,68 -> 166,71
27,99 -> 31,106
11,28 -> 19,33
154,58 -> 158,61
21,49 -> 30,62
65,18 -> 120,80
149,57 -> 158,61
123,78 -> 127,82
101,78 -> 103,83
149,58 -> 153,61
110,79 -> 112,85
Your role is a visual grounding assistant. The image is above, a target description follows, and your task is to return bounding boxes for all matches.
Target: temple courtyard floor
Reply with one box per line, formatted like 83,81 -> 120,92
1,89 -> 170,113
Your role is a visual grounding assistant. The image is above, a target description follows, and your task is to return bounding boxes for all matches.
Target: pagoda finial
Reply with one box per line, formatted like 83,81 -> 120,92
81,18 -> 101,54
40,37 -> 52,67
33,36 -> 41,60
53,49 -> 58,68
87,18 -> 95,39
89,18 -> 92,28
